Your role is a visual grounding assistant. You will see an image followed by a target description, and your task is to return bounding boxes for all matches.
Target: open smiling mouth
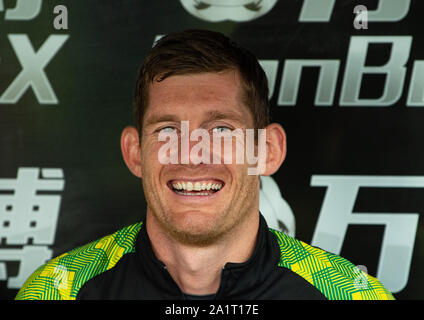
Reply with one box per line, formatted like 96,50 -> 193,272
168,180 -> 224,196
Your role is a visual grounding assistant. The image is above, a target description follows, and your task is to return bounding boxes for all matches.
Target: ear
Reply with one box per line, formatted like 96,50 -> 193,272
261,123 -> 287,176
121,126 -> 143,178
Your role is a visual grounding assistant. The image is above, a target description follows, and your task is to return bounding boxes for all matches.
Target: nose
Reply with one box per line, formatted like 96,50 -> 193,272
180,125 -> 212,166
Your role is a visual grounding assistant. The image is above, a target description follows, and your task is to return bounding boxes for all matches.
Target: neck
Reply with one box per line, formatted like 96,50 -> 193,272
145,210 -> 259,295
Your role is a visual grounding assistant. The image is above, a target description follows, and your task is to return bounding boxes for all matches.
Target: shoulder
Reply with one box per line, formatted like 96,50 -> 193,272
15,222 -> 143,300
268,228 -> 395,300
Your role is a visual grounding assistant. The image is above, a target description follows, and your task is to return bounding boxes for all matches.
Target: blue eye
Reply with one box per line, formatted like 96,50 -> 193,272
159,127 -> 177,134
212,126 -> 231,134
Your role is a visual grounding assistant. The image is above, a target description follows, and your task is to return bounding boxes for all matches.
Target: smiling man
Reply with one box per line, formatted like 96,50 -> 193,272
16,29 -> 394,300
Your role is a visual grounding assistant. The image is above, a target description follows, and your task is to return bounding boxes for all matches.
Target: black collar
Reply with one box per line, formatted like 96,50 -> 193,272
135,213 -> 281,299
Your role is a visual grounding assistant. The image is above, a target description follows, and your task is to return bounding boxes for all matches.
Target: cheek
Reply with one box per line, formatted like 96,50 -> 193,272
140,140 -> 162,178
226,164 -> 249,193
234,166 -> 258,191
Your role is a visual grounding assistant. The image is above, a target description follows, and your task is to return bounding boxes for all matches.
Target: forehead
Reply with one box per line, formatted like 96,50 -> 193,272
144,70 -> 254,126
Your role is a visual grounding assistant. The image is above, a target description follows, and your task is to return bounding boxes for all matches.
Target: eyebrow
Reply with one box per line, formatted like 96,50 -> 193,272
201,110 -> 245,126
143,114 -> 179,128
143,110 -> 246,128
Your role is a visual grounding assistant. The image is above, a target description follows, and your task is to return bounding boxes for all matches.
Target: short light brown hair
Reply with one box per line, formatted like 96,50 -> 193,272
134,29 -> 270,135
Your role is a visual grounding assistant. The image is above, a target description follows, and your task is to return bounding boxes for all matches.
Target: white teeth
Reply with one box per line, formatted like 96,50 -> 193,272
175,191 -> 210,196
171,181 -> 223,193
186,181 -> 193,191
194,182 -> 201,191
211,184 -> 221,190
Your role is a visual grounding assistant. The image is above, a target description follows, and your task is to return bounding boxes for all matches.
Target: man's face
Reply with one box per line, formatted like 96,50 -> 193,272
140,70 -> 260,245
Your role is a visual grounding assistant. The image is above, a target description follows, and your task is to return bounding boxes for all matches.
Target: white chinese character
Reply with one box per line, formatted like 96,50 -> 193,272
0,167 -> 64,288
311,175 -> 420,293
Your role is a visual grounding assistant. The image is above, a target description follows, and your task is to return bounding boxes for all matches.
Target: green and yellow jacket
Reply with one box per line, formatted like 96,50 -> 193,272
16,215 -> 394,300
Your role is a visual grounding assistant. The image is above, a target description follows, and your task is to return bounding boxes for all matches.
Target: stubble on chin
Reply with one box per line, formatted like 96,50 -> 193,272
148,208 -> 233,247
148,193 -> 257,248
